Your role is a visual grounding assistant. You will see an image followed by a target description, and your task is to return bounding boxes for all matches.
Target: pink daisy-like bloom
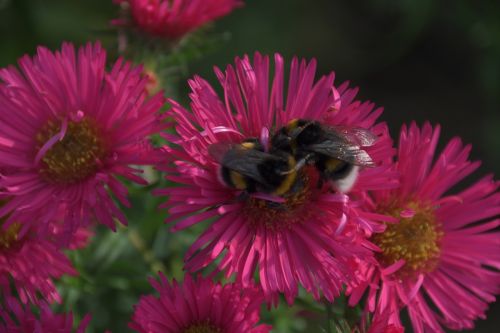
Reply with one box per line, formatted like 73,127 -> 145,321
0,42 -> 165,237
129,273 -> 271,333
366,319 -> 404,333
348,123 -> 500,332
361,308 -> 405,333
0,201 -> 77,304
0,297 -> 90,333
158,53 -> 397,304
114,0 -> 243,40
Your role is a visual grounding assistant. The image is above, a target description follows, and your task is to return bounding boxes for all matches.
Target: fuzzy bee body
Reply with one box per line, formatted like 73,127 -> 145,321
210,139 -> 299,195
271,118 -> 376,193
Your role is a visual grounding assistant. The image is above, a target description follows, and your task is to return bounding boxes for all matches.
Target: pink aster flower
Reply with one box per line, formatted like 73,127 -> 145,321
129,273 -> 271,333
366,319 -> 404,333
348,122 -> 500,332
114,0 -> 243,40
360,308 -> 405,333
0,202 -> 77,304
157,53 -> 396,304
0,298 -> 90,333
0,42 -> 166,237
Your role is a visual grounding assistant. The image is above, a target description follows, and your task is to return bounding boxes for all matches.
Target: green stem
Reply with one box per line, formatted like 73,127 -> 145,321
325,302 -> 333,333
127,227 -> 167,274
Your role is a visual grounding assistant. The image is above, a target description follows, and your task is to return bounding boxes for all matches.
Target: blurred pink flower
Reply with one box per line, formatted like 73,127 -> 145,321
114,0 -> 243,39
157,53 -> 396,304
130,273 -> 271,333
368,321 -> 404,333
0,42 -> 166,238
363,308 -> 404,333
348,123 -> 500,332
0,205 -> 76,304
0,298 -> 90,332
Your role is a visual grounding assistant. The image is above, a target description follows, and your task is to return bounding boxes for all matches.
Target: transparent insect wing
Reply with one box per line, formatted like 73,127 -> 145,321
329,126 -> 378,147
208,142 -> 235,162
308,140 -> 375,166
209,143 -> 279,184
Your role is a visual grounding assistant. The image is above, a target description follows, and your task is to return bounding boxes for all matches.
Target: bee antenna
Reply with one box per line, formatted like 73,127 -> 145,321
289,121 -> 314,138
279,169 -> 295,175
279,154 -> 312,175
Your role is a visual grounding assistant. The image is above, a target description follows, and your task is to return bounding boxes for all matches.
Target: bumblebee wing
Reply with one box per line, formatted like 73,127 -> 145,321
308,140 -> 375,166
209,143 -> 270,183
208,143 -> 234,162
325,126 -> 378,147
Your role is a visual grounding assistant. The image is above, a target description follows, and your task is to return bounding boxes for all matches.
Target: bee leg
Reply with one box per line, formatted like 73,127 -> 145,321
236,191 -> 250,202
317,177 -> 324,189
279,154 -> 312,176
266,201 -> 285,210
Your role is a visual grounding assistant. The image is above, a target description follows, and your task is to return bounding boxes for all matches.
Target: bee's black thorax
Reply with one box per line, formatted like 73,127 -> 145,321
257,158 -> 288,187
270,128 -> 294,154
295,121 -> 323,146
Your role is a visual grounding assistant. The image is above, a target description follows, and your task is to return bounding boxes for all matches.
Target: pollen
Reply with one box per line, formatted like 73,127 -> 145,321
372,202 -> 443,277
183,321 -> 222,333
144,68 -> 161,96
0,221 -> 21,250
244,168 -> 316,230
37,118 -> 105,184
0,200 -> 21,250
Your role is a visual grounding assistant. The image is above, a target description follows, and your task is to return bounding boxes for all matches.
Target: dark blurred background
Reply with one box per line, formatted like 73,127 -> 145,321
1,0 -> 498,332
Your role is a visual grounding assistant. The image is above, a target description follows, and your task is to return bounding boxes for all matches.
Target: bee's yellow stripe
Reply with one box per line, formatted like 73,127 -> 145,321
287,118 -> 300,131
325,158 -> 342,171
273,156 -> 297,195
230,171 -> 247,190
240,142 -> 255,149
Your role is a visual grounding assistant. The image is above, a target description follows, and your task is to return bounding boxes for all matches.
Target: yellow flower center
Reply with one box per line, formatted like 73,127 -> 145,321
244,169 -> 315,230
144,68 -> 160,96
372,202 -> 443,277
37,118 -> 105,184
183,322 -> 222,333
0,223 -> 20,250
0,200 -> 21,250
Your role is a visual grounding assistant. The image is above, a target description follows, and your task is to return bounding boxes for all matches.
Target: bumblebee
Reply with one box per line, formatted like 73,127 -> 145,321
209,138 -> 302,196
271,118 -> 377,192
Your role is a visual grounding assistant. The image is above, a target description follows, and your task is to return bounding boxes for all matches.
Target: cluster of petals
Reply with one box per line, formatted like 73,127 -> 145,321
0,42 -> 166,239
361,308 -> 405,333
130,273 -> 271,333
114,0 -> 243,39
157,52 -> 398,304
348,122 -> 500,332
0,297 -> 90,333
0,201 -> 90,304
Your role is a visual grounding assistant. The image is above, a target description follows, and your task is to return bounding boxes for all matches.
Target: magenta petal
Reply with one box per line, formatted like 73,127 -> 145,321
400,208 -> 415,218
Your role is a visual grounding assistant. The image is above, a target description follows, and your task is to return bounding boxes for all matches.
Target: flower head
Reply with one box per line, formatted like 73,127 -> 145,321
0,198 -> 78,304
348,123 -> 500,332
362,308 -> 405,333
0,42 -> 165,238
0,298 -> 90,332
114,0 -> 243,39
158,53 -> 396,304
130,274 -> 271,333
